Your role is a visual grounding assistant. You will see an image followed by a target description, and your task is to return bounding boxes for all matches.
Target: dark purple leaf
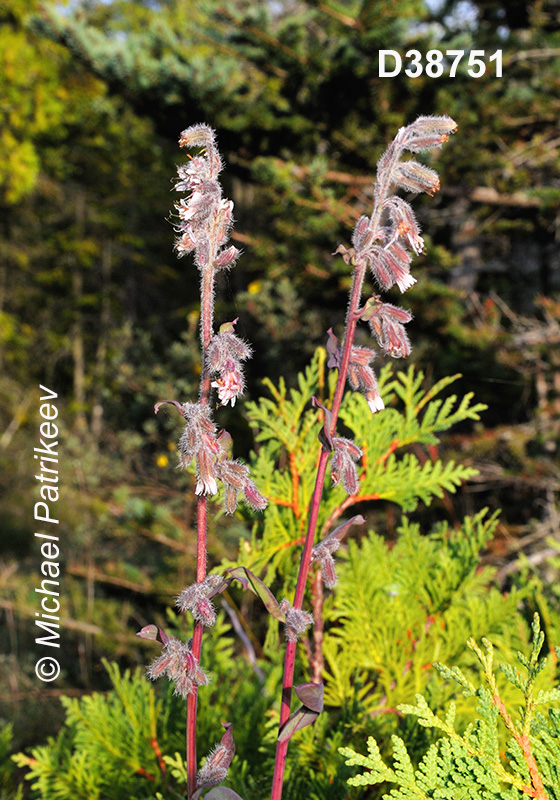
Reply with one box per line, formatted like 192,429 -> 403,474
277,707 -> 320,743
330,515 -> 365,544
136,624 -> 169,645
294,682 -> 324,713
203,789 -> 245,800
312,396 -> 334,451
225,567 -> 286,622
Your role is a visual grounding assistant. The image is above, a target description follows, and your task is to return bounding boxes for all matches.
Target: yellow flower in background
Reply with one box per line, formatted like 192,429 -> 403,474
247,280 -> 262,295
157,454 -> 169,468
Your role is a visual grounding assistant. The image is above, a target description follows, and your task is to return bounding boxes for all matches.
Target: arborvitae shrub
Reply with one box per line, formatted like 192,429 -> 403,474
340,614 -> 560,799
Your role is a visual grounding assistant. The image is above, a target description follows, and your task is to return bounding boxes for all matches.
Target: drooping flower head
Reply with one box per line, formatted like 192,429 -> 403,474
146,635 -> 209,699
208,319 -> 252,408
176,574 -> 225,627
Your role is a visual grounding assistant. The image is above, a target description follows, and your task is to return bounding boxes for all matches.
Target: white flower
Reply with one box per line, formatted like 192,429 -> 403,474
367,394 -> 385,414
212,371 -> 243,407
195,476 -> 218,496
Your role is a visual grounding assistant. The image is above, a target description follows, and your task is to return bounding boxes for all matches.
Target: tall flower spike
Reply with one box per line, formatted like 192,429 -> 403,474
271,117 -> 456,799
174,124 -> 236,277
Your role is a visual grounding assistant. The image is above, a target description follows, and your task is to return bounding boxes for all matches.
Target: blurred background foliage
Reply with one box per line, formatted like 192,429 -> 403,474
0,0 -> 559,795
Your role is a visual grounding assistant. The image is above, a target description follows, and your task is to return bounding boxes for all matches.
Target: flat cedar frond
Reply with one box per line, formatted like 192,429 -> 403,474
241,349 -> 486,584
13,660 -> 165,797
247,351 -> 327,452
340,366 -> 487,449
321,511 -> 542,719
341,616 -> 560,800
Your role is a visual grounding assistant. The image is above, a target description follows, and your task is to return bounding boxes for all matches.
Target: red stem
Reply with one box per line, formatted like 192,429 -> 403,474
186,497 -> 208,799
270,262 -> 366,800
186,175 -> 217,797
270,136 -> 404,799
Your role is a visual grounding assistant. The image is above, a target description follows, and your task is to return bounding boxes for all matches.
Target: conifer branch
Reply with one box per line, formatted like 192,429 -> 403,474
342,614 -> 557,799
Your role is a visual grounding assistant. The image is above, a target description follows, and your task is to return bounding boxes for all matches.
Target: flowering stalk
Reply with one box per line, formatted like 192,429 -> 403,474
270,116 -> 457,800
144,124 -> 266,800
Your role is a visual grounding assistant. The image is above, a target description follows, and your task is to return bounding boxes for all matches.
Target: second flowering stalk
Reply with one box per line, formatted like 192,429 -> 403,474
270,115 -> 457,800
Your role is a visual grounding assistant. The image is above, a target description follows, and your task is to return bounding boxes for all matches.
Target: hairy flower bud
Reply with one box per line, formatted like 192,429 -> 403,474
176,574 -> 224,626
175,403 -> 220,495
279,599 -> 314,642
393,161 -> 440,196
215,244 -> 241,270
407,114 -> 458,137
362,298 -> 413,358
319,553 -> 337,589
195,448 -> 219,496
330,436 -> 362,495
146,636 -> 209,699
312,515 -> 366,590
364,242 -> 416,293
179,123 -> 217,150
196,723 -> 235,791
352,215 -> 376,251
243,479 -> 268,512
347,347 -> 384,413
215,459 -> 268,514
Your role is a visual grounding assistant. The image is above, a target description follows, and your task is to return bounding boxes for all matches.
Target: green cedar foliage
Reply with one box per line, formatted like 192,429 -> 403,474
12,614 -> 276,800
340,614 -> 560,799
5,516 -> 523,800
0,723 -> 22,800
236,348 -> 485,585
322,510 -> 529,718
13,516 -> 555,800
